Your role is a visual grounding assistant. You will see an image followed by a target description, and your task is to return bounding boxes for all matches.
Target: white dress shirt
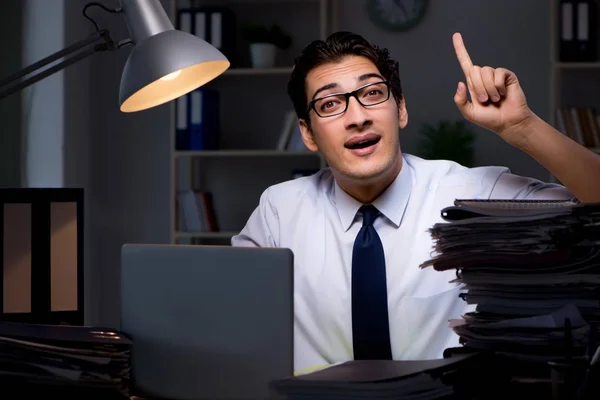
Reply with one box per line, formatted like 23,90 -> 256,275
231,154 -> 574,372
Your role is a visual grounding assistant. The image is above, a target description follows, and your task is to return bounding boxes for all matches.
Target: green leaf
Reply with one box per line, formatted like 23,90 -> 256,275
416,120 -> 477,167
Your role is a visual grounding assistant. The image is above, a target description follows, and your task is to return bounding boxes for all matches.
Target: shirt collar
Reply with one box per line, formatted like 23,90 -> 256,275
332,156 -> 413,231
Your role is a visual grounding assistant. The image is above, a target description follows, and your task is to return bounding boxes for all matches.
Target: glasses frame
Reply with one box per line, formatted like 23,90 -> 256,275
306,80 -> 391,118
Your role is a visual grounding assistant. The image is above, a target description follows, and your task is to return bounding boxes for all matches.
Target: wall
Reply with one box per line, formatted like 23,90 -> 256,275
86,0 -> 173,328
16,0 -> 93,321
338,0 -> 551,180
21,0 -> 66,187
63,0 -> 94,325
0,2 -> 22,187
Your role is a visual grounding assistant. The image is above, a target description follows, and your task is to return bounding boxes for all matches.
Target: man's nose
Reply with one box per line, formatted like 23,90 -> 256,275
344,96 -> 372,130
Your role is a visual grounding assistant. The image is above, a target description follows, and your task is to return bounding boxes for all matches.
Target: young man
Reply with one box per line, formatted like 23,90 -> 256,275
231,31 -> 600,372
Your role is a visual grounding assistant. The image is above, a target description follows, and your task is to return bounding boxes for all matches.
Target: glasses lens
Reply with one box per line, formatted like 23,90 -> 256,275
314,94 -> 347,117
357,82 -> 389,106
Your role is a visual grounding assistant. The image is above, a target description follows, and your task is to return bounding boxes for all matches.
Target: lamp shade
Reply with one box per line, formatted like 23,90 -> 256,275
118,0 -> 230,112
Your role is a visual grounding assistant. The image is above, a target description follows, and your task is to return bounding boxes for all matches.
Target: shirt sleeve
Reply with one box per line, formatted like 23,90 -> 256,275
231,188 -> 279,247
488,171 -> 576,200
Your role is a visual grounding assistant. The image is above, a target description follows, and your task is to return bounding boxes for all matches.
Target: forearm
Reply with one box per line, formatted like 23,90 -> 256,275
508,113 -> 600,203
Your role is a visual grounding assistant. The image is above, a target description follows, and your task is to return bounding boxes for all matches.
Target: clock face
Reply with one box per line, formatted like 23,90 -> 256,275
366,0 -> 428,32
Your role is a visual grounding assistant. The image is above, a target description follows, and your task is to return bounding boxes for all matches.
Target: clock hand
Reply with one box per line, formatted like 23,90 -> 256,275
393,0 -> 408,18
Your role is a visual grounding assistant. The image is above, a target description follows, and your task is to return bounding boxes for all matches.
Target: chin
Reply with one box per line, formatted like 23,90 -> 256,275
340,161 -> 394,182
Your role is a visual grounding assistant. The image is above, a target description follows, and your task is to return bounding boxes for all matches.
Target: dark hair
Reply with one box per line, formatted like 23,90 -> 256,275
287,31 -> 403,124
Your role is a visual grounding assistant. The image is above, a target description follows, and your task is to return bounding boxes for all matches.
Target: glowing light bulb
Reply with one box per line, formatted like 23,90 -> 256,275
160,70 -> 181,81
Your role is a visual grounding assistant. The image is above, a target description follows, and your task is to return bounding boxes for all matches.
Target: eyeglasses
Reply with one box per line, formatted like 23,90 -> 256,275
307,81 -> 391,118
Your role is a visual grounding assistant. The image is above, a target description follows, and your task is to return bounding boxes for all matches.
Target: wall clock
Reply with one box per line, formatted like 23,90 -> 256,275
366,0 -> 428,32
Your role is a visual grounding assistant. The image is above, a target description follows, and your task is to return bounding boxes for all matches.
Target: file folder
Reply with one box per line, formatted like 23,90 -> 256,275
559,0 -> 598,62
189,88 -> 219,150
174,88 -> 220,151
178,6 -> 237,66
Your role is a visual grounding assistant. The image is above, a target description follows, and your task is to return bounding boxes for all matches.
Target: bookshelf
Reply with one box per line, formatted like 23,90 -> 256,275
549,0 -> 600,183
222,67 -> 293,75
169,0 -> 337,245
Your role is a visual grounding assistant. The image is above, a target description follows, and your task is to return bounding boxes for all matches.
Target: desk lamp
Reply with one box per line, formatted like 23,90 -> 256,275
0,0 -> 230,112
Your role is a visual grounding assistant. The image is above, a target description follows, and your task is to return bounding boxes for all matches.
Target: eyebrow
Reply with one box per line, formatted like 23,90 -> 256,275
311,72 -> 385,100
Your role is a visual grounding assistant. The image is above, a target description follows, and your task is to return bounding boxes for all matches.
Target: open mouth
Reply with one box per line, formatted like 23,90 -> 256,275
345,136 -> 381,150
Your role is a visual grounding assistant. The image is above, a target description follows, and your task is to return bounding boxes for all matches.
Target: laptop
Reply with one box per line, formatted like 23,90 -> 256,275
120,243 -> 294,400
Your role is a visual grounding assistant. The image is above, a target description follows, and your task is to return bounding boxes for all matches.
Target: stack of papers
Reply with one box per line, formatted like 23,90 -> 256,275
420,199 -> 600,362
270,353 -> 484,400
0,321 -> 132,398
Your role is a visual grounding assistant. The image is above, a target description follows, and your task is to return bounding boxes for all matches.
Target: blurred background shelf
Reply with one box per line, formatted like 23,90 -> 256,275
554,62 -> 600,69
548,0 -> 600,184
170,0 -> 337,244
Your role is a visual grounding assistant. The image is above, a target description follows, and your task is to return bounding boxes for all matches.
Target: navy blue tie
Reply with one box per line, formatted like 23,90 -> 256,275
351,205 -> 392,360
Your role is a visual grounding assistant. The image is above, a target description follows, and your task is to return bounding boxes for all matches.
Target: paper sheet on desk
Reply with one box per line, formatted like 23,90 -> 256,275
0,321 -> 131,396
294,362 -> 343,376
420,201 -> 600,362
421,203 -> 600,274
466,303 -> 587,329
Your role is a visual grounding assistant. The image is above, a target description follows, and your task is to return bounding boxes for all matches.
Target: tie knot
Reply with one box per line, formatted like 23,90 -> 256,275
359,205 -> 380,227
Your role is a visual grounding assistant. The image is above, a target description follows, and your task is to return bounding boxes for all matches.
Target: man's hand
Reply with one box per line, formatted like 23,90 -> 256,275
452,32 -> 534,144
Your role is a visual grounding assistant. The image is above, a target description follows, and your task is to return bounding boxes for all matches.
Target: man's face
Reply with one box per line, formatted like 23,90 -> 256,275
299,55 -> 407,183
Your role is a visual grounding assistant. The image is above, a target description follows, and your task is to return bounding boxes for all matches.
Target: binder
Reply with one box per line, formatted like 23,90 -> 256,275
175,95 -> 188,151
177,7 -> 237,66
188,88 -> 219,151
177,9 -> 192,34
174,88 -> 219,151
559,0 -> 598,62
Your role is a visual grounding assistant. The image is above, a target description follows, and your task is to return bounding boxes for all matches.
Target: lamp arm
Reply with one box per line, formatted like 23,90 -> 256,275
0,27 -> 124,101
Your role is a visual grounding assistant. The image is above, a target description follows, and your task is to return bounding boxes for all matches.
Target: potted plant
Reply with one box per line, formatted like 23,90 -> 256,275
416,120 -> 477,167
243,23 -> 292,68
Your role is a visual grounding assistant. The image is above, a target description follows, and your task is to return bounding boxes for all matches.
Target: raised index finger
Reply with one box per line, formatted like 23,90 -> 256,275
452,32 -> 473,77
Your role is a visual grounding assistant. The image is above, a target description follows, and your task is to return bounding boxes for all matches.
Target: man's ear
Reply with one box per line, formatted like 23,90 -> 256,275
299,119 -> 319,152
398,96 -> 408,129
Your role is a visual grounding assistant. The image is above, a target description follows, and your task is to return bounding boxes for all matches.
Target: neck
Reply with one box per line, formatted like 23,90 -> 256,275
336,155 -> 403,204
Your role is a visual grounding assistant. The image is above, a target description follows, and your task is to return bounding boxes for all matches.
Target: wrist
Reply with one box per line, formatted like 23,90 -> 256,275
499,110 -> 540,149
